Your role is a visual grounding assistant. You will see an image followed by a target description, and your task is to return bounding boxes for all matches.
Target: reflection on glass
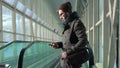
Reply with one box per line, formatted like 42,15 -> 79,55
2,6 -> 13,32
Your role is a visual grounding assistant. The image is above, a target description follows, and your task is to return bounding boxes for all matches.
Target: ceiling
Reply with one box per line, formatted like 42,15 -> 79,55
18,0 -> 88,34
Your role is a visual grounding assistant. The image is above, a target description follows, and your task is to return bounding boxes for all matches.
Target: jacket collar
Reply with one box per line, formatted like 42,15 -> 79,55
65,11 -> 79,23
62,11 -> 79,34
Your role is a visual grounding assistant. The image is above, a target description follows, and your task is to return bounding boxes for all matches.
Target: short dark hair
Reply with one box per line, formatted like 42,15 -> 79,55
57,2 -> 72,13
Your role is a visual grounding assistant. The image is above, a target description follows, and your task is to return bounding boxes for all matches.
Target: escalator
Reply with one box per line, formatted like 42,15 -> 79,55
18,41 -> 61,68
0,40 -> 61,68
0,41 -> 30,68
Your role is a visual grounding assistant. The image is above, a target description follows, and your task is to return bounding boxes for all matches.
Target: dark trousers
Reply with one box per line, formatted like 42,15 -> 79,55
88,47 -> 94,67
60,58 -> 82,68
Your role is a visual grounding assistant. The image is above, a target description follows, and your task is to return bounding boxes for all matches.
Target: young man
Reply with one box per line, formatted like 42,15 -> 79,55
50,2 -> 90,68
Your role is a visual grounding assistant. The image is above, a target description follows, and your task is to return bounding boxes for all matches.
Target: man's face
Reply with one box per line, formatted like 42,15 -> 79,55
58,10 -> 69,22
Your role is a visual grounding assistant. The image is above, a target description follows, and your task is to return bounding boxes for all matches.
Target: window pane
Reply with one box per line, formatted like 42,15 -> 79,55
25,8 -> 32,17
2,6 -> 13,32
41,26 -> 44,39
25,18 -> 31,35
37,25 -> 40,37
25,36 -> 31,41
16,34 -> 23,40
16,13 -> 23,34
16,1 -> 25,12
4,0 -> 15,6
3,32 -> 13,42
32,13 -> 37,20
37,17 -> 41,22
32,22 -> 36,36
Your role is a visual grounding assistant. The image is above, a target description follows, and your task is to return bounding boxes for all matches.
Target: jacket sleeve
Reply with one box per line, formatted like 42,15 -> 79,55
66,20 -> 88,55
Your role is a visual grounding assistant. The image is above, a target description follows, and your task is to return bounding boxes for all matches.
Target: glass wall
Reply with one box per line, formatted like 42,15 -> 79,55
16,13 -> 23,40
3,32 -> 13,42
32,22 -> 36,38
25,18 -> 31,35
2,6 -> 12,32
16,13 -> 23,34
16,34 -> 23,40
2,6 -> 13,42
0,0 -> 61,43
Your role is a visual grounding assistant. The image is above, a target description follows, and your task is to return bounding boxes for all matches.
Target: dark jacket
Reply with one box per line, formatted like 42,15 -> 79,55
58,12 -> 88,55
57,12 -> 89,65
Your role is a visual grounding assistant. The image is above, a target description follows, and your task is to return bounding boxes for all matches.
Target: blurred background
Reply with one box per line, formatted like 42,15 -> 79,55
0,0 -> 119,68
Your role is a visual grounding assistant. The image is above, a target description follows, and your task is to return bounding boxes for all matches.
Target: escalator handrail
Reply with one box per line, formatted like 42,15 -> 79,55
0,41 -> 8,43
0,40 -> 31,50
18,40 -> 50,68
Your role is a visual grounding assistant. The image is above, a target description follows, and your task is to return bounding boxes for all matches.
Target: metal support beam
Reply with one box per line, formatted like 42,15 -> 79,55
107,0 -> 118,68
103,0 -> 109,67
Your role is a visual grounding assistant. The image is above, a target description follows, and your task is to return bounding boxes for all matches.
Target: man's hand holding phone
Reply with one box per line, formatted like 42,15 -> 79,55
49,42 -> 58,49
